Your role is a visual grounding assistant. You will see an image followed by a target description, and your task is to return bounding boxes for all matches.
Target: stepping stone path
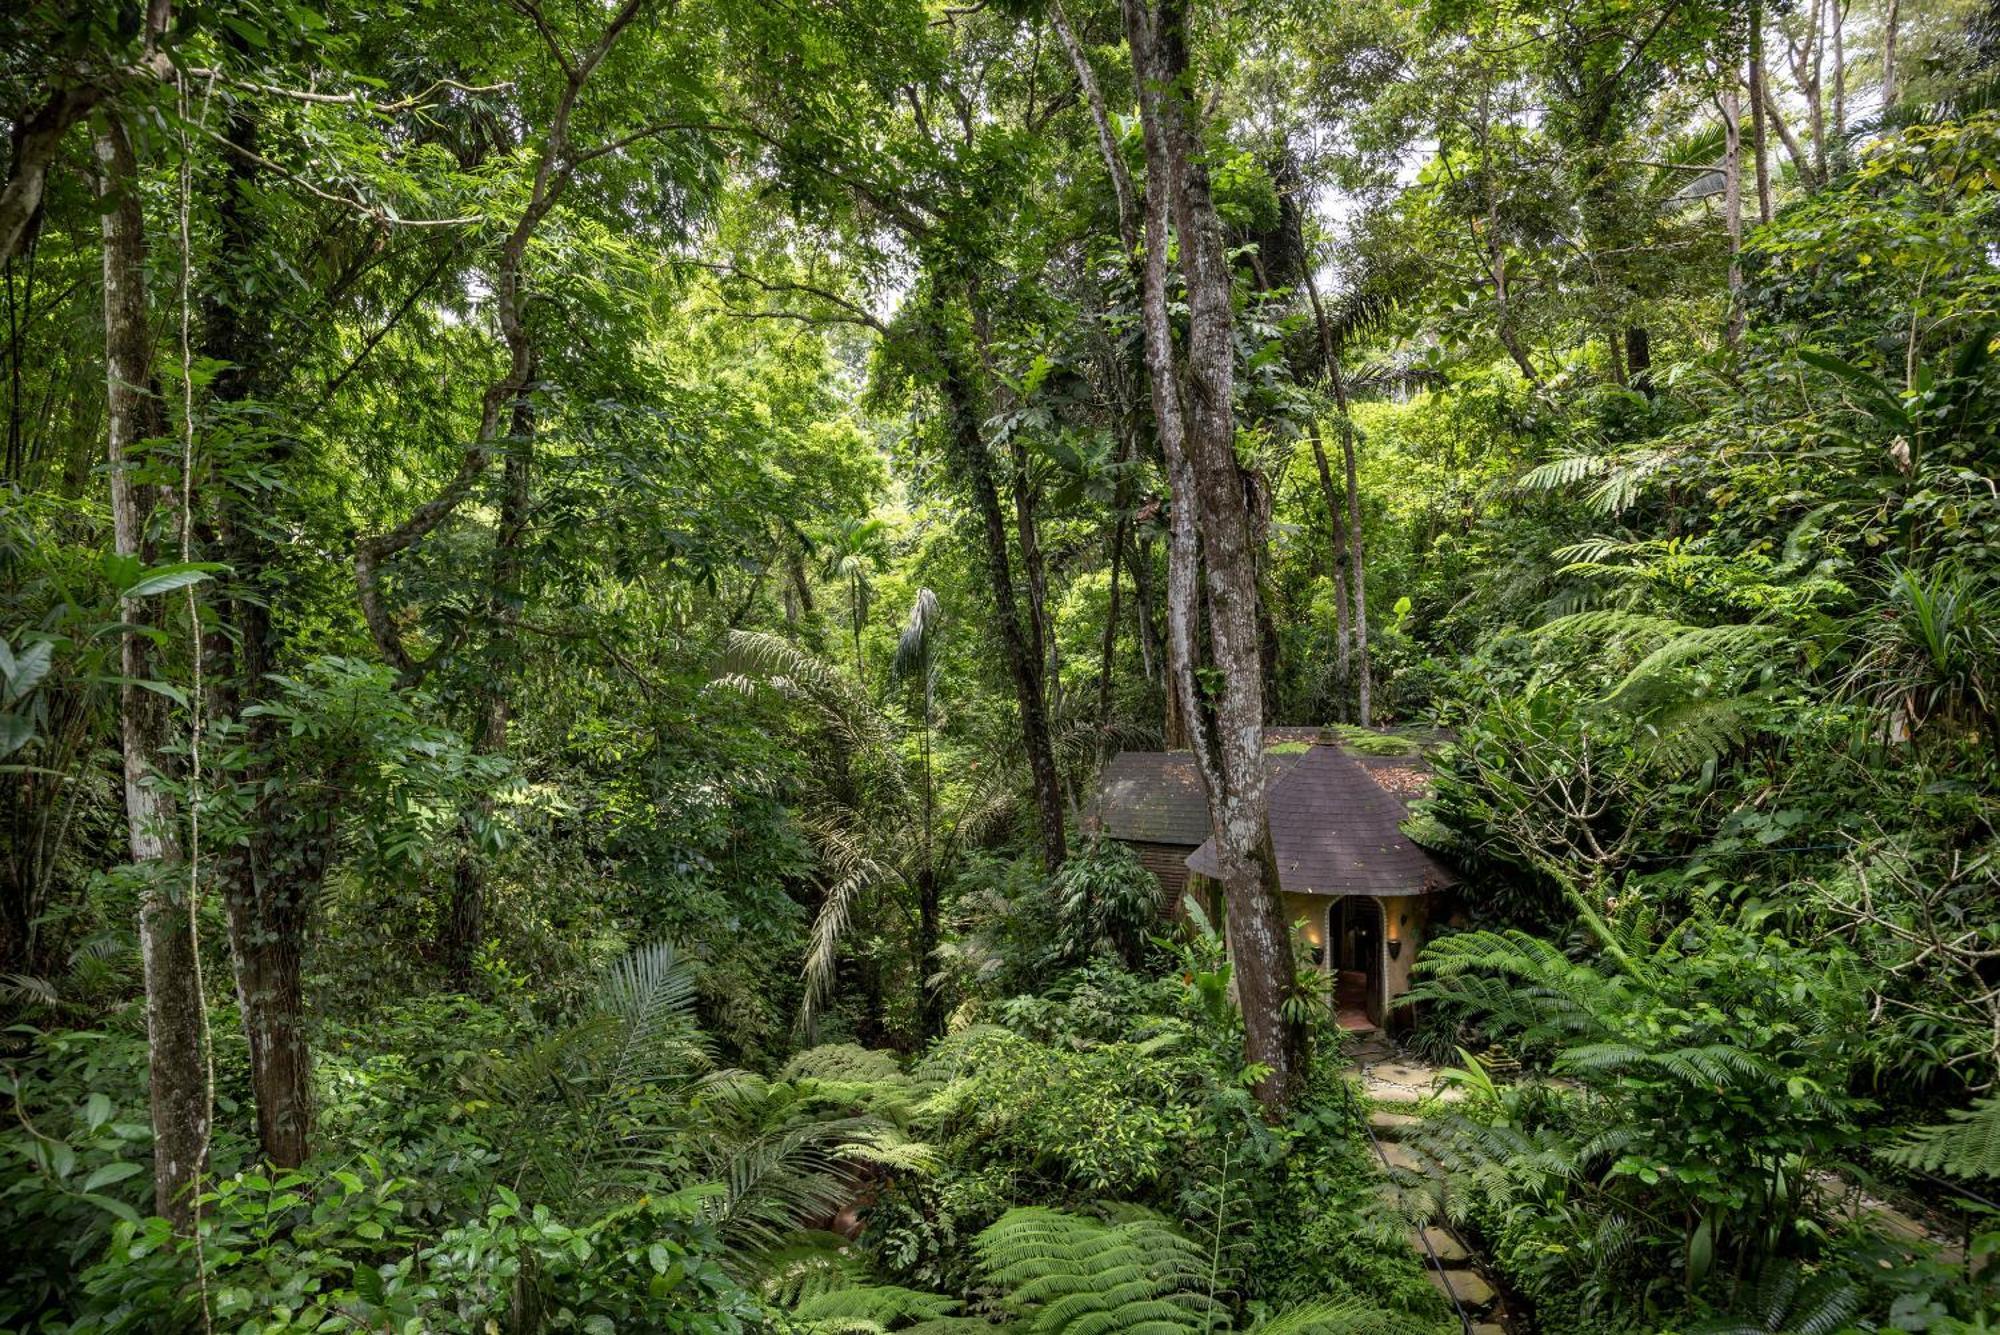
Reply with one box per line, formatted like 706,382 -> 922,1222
1351,1033 -> 1510,1333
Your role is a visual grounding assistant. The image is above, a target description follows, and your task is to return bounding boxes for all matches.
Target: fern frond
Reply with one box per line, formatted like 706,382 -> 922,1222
795,1285 -> 962,1326
1519,453 -> 1609,492
1881,1095 -> 2000,1179
1248,1300 -> 1439,1335
1641,696 -> 1760,773
975,1207 -> 1218,1335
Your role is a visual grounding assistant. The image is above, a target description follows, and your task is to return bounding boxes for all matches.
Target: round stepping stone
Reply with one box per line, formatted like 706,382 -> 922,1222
1373,1063 -> 1434,1086
1413,1226 -> 1469,1263
1424,1266 -> 1497,1311
1470,1324 -> 1506,1334
1369,1084 -> 1425,1105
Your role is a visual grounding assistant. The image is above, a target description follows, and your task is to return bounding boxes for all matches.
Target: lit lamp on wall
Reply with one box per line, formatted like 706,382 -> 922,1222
1302,916 -> 1324,968
1386,908 -> 1405,961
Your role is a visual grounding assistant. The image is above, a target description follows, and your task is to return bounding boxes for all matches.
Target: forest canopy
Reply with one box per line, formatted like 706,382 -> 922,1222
1,0 -> 1997,1330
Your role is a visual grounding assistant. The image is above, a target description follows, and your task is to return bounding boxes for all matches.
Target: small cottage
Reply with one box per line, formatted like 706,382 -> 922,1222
1094,729 -> 1458,1031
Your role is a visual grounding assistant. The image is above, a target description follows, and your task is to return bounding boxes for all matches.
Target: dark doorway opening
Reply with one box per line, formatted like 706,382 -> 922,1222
1329,897 -> 1384,1030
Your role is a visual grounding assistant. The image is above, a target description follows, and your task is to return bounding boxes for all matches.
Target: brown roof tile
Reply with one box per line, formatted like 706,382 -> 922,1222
1183,744 -> 1457,897
1095,748 -> 1304,847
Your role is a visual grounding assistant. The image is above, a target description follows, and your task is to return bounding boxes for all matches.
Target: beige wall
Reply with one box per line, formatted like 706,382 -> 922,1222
1276,892 -> 1430,1027
1379,894 -> 1427,1026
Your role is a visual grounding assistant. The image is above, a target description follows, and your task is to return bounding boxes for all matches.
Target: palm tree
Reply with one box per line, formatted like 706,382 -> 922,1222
819,517 -> 888,684
719,604 -> 1011,1044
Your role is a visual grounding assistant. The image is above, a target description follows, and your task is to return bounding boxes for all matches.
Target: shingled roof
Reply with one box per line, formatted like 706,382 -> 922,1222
1183,743 -> 1458,897
1094,748 -> 1304,846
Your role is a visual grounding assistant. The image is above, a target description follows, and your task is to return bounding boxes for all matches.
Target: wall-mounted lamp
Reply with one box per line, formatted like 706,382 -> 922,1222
1386,909 -> 1405,961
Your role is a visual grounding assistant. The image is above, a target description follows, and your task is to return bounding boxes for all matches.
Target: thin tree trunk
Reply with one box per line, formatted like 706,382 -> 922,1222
1832,0 -> 1848,138
1051,0 -> 1139,256
1761,82 -> 1818,189
354,0 -> 648,676
1721,79 -> 1746,344
442,378 -> 534,985
1098,511 -> 1126,727
1009,439 -> 1053,693
1882,0 -> 1899,109
1339,392 -> 1370,728
1750,5 -> 1775,224
95,111 -> 207,1228
1125,0 -> 1300,1114
932,316 -> 1068,872
1128,531 -> 1164,684
1306,427 -> 1351,719
1299,254 -> 1353,716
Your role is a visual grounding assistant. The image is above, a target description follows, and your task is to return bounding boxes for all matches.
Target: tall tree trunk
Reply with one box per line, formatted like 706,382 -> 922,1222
1306,430 -> 1351,719
1245,468 -> 1282,723
1882,0 -> 1899,109
1750,5 -> 1775,224
1626,326 -> 1653,396
1338,390 -> 1370,728
931,311 -> 1067,872
195,89 -> 321,1170
1721,78 -> 1746,344
1832,0 -> 1848,139
1127,530 -> 1164,683
1299,267 -> 1353,722
1009,440 -> 1054,695
442,378 -> 534,985
1098,511 -> 1126,728
1125,0 -> 1301,1114
95,111 -> 207,1228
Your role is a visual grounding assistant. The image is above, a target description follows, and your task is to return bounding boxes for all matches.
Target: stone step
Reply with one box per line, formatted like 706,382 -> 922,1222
1368,1110 -> 1422,1137
1379,1143 -> 1424,1174
1411,1226 -> 1468,1264
1424,1265 -> 1496,1313
1470,1324 -> 1506,1335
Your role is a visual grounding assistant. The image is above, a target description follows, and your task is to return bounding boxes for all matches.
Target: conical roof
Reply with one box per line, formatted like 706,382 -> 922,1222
1183,743 -> 1457,897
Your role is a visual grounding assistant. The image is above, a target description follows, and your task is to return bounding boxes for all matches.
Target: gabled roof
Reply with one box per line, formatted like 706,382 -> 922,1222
1183,743 -> 1458,897
1095,747 -> 1303,846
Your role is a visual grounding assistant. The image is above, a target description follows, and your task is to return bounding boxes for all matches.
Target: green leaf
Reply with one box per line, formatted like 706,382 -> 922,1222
4,639 -> 51,699
83,1160 -> 142,1191
85,1092 -> 112,1131
126,567 -> 219,599
81,1191 -> 141,1224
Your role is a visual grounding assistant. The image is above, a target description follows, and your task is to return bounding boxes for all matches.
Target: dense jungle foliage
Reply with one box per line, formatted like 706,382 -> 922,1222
2,0 -> 1998,1330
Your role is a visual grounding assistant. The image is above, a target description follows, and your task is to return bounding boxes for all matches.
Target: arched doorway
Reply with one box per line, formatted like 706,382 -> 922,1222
1327,896 -> 1385,1030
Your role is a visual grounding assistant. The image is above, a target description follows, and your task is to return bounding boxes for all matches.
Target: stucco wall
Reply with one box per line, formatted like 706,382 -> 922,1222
1275,892 -> 1430,1027
1281,892 -> 1333,971
1379,894 -> 1428,1026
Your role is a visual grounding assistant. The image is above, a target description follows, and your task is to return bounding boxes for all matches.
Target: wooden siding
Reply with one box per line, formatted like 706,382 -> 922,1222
1127,839 -> 1195,908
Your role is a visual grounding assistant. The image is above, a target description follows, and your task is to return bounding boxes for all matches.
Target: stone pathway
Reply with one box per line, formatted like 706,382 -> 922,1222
1350,1032 -> 1467,1107
1351,1032 -> 1504,1334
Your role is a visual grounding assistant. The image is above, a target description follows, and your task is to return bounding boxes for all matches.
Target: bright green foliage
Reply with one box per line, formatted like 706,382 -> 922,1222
1405,915 -> 1878,1318
1884,1095 -> 2000,1180
977,1206 -> 1225,1335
